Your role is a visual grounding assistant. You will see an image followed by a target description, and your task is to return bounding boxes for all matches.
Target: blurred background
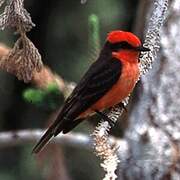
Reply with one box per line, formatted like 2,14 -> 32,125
0,0 -> 143,179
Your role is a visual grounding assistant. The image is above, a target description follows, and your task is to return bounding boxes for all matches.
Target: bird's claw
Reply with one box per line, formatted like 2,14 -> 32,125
95,110 -> 114,127
119,102 -> 127,112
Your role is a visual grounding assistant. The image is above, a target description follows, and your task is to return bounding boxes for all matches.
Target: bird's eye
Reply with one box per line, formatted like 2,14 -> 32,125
110,41 -> 134,51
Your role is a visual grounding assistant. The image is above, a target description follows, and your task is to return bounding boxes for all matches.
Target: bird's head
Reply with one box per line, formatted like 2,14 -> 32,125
106,30 -> 150,63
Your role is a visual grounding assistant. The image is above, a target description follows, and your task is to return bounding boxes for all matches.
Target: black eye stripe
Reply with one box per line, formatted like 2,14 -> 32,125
109,41 -> 134,51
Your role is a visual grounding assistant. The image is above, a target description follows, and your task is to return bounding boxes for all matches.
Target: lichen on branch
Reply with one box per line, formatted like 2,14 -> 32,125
0,0 -> 34,31
0,0 -> 43,82
139,0 -> 168,75
1,34 -> 42,82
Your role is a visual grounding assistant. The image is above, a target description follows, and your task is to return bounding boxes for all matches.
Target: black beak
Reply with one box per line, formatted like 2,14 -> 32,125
135,46 -> 150,52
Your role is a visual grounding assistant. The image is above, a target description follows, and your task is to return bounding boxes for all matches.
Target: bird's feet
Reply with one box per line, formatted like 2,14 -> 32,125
95,110 -> 114,127
119,102 -> 127,112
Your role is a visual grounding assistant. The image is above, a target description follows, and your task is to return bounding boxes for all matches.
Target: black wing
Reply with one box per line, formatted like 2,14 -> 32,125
60,58 -> 122,119
32,57 -> 122,153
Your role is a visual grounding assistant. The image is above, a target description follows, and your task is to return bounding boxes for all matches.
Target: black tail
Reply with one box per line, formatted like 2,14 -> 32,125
32,123 -> 57,154
54,118 -> 84,135
32,107 -> 66,154
32,117 -> 84,154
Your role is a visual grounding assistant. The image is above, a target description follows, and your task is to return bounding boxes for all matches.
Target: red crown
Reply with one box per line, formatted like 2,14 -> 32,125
107,30 -> 141,47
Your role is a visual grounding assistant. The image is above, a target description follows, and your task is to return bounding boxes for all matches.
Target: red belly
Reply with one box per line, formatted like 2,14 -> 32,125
79,62 -> 139,118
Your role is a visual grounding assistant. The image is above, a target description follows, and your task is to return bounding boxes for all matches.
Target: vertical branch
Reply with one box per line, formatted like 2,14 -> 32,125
92,104 -> 128,180
92,0 -> 168,179
139,0 -> 168,75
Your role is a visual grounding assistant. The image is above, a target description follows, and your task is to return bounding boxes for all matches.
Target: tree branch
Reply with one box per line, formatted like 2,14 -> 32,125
0,129 -> 127,152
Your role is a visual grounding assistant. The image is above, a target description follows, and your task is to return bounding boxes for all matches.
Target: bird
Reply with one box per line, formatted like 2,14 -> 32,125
32,30 -> 150,153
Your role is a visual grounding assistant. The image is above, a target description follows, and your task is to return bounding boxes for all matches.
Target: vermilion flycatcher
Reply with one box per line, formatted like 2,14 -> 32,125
33,30 -> 150,153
